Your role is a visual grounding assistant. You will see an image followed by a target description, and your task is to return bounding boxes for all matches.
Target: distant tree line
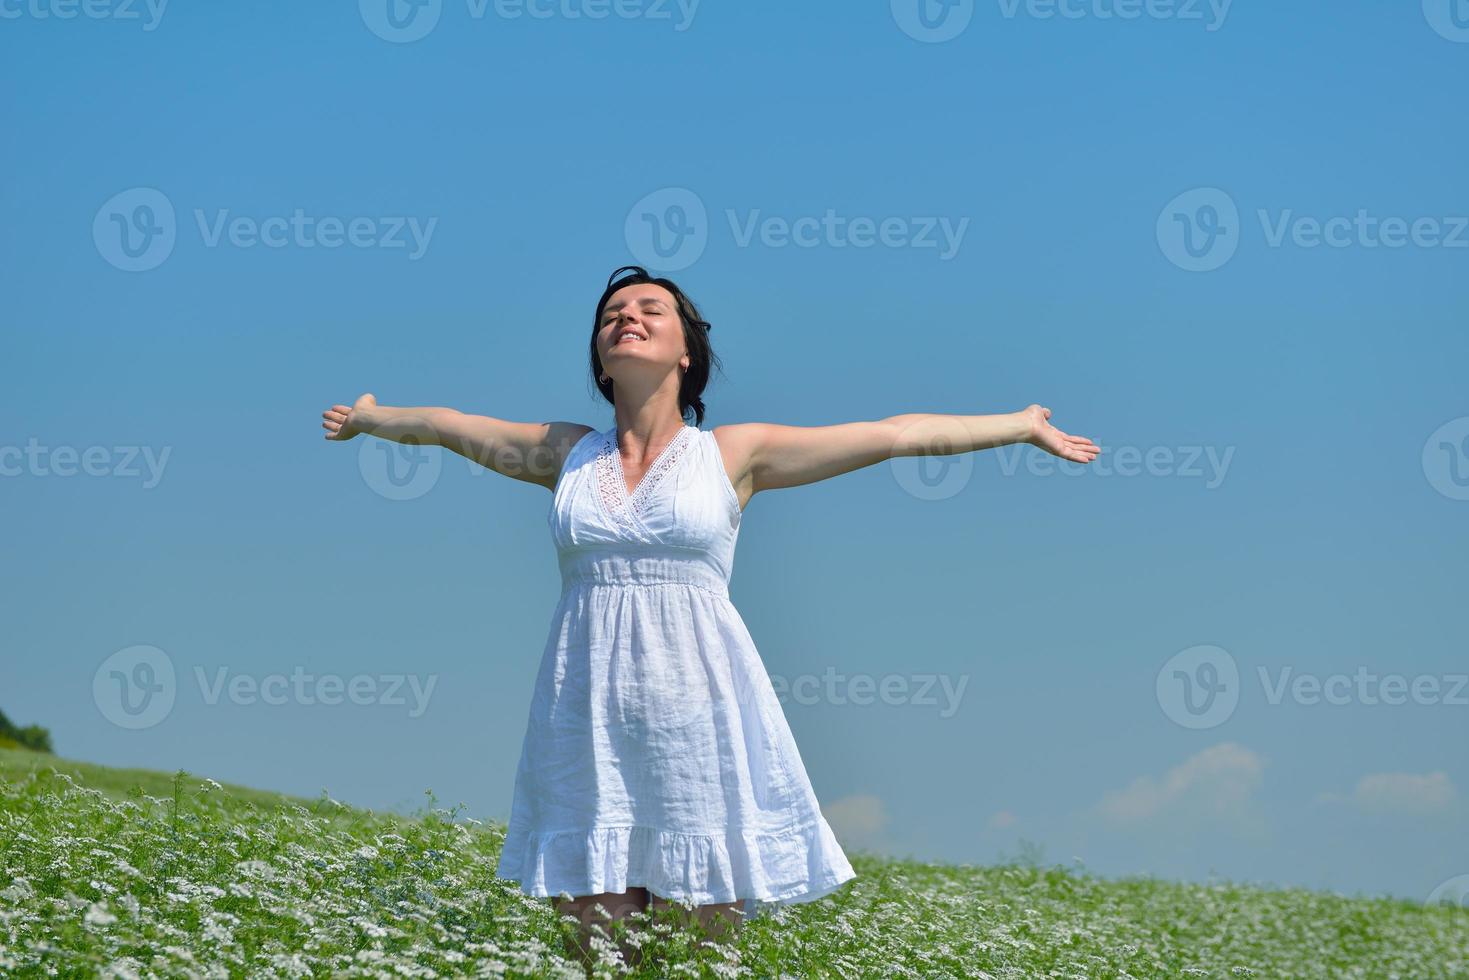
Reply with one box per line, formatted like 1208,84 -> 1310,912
0,707 -> 53,753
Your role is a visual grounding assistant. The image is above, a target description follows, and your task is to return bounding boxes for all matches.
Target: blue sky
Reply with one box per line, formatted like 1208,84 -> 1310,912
3,0 -> 1467,907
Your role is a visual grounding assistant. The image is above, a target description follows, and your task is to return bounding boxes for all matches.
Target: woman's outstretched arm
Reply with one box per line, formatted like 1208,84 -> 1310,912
321,393 -> 593,490
714,404 -> 1099,502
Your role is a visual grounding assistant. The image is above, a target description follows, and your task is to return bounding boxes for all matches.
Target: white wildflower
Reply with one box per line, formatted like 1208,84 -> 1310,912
0,879 -> 34,902
113,859 -> 144,878
101,957 -> 145,980
84,902 -> 118,927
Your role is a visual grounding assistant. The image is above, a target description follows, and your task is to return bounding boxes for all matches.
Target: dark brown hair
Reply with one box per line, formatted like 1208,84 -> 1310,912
589,265 -> 723,427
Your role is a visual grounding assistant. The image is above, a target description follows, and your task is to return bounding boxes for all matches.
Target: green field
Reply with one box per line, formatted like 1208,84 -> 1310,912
1,746 -> 1464,978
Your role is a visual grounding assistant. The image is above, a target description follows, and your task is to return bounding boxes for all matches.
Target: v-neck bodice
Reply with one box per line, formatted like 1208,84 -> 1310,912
598,424 -> 697,518
548,424 -> 743,598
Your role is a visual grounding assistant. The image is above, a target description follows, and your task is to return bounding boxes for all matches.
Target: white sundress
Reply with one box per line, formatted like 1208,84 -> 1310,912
496,422 -> 856,918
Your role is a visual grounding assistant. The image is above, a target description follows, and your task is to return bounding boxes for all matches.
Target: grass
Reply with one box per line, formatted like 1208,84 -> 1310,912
1,746 -> 1466,978
0,747 -> 316,812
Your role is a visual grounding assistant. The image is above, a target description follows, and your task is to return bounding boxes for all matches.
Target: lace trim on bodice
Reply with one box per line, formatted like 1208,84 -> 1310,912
595,425 -> 696,518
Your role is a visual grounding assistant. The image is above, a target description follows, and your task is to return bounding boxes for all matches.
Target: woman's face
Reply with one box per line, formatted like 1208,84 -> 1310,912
599,282 -> 685,376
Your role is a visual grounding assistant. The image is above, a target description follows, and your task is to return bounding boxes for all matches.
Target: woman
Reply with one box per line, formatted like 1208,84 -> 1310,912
321,265 -> 1099,968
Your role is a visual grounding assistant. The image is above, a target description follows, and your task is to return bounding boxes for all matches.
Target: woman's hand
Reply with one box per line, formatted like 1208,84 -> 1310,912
1020,404 -> 1100,463
322,393 -> 376,441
